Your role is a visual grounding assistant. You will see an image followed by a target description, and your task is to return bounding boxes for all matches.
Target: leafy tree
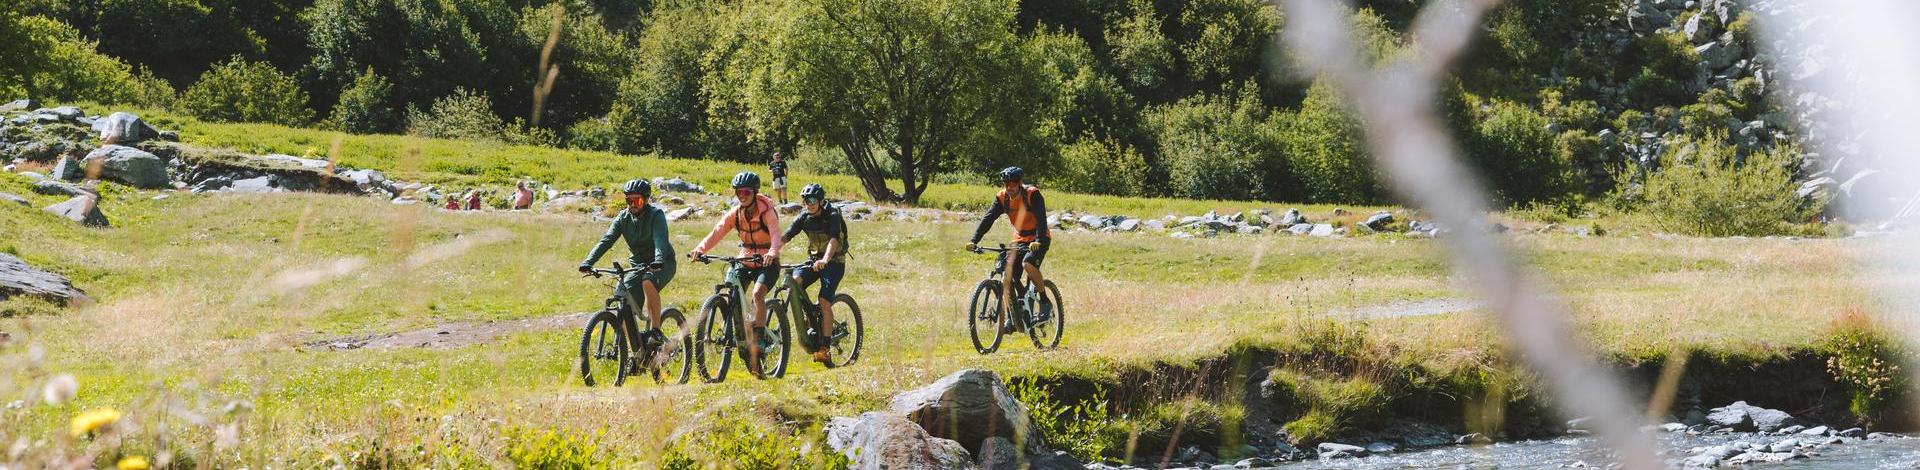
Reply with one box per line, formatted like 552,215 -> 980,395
304,0 -> 529,120
1056,137 -> 1149,196
601,4 -> 736,158
0,13 -> 162,103
92,0 -> 265,85
179,56 -> 315,125
1106,0 -> 1173,91
740,0 -> 1053,204
1171,0 -> 1278,85
520,3 -> 635,129
1279,81 -> 1380,204
1146,85 -> 1287,201
329,67 -> 399,134
1454,94 -> 1575,206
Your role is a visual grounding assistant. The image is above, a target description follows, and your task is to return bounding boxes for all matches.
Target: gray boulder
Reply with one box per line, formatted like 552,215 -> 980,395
826,412 -> 977,469
1797,425 -> 1828,436
1361,211 -> 1394,231
0,99 -> 37,113
84,145 -> 168,189
32,180 -> 89,197
891,369 -> 1042,457
1706,401 -> 1797,432
1309,224 -> 1336,237
1077,215 -> 1106,229
51,156 -> 85,181
777,202 -> 803,215
1316,442 -> 1368,459
1115,219 -> 1140,232
1287,223 -> 1313,235
228,176 -> 277,193
91,112 -> 160,143
1695,41 -> 1744,71
31,106 -> 84,122
0,253 -> 92,306
667,207 -> 700,221
259,154 -> 330,169
653,176 -> 705,193
1277,208 -> 1306,226
44,195 -> 108,227
978,436 -> 1019,470
0,192 -> 26,206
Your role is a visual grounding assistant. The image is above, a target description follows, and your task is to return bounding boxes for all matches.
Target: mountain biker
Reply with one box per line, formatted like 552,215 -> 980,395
966,166 -> 1051,333
779,183 -> 847,367
578,179 -> 678,361
769,151 -> 789,205
690,171 -> 785,377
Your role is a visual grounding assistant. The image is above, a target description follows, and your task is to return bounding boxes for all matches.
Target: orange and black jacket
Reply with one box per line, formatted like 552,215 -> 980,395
971,185 -> 1050,244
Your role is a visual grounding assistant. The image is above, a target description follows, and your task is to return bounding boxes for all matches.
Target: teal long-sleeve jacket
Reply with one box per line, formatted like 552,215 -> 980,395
581,205 -> 677,276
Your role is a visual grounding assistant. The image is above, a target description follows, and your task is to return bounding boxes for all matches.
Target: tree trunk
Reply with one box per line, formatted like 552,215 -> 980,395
842,140 -> 896,202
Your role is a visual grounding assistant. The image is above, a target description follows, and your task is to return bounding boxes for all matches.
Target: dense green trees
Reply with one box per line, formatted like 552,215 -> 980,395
0,0 -> 1804,221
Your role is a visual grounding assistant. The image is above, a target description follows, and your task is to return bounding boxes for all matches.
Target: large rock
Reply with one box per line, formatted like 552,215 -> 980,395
1316,442 -> 1368,459
1706,401 -> 1798,432
84,145 -> 168,188
44,195 -> 108,227
652,176 -> 705,193
1360,211 -> 1394,231
0,253 -> 92,306
891,369 -> 1042,457
826,412 -> 977,470
1277,208 -> 1306,226
978,436 -> 1019,470
0,193 -> 26,206
1695,41 -> 1744,71
0,99 -> 38,114
91,112 -> 160,144
50,156 -> 85,181
32,180 -> 89,197
30,106 -> 84,122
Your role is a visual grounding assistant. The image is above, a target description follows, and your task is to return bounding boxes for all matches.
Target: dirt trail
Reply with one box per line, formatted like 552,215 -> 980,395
304,312 -> 590,351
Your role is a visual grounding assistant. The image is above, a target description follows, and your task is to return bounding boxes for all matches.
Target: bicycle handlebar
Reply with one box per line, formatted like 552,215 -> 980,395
582,261 -> 664,278
692,253 -> 765,264
970,243 -> 1023,254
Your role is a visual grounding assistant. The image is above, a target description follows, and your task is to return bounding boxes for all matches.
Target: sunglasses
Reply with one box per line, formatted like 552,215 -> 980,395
803,197 -> 824,204
734,188 -> 757,196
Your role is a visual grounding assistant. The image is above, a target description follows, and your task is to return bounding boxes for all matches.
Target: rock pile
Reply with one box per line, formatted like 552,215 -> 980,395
827,369 -> 1085,470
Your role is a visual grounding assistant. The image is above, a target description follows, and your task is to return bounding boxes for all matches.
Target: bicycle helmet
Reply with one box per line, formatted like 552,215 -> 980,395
800,183 -> 826,201
999,166 -> 1024,182
622,178 -> 651,199
731,171 -> 762,189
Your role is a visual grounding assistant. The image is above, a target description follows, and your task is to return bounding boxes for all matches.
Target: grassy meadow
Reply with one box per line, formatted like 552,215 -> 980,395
0,118 -> 1883,466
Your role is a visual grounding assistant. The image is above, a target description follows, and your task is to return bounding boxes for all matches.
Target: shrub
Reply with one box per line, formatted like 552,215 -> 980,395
408,88 -> 506,141
179,56 -> 315,126
564,118 -> 620,152
1280,82 -> 1380,204
1,16 -> 166,105
1821,309 -> 1913,427
1011,380 -> 1125,462
1146,86 -> 1286,201
1637,134 -> 1809,236
329,68 -> 400,134
1056,137 -> 1150,197
1455,94 -> 1576,206
503,427 -> 609,470
1106,0 -> 1174,90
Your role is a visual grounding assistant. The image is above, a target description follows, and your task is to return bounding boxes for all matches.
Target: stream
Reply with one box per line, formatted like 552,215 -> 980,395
1261,433 -> 1920,469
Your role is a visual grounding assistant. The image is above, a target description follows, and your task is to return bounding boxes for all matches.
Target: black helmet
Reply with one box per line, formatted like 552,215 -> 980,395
731,171 -> 762,189
622,179 -> 651,199
800,183 -> 826,201
999,166 -> 1024,182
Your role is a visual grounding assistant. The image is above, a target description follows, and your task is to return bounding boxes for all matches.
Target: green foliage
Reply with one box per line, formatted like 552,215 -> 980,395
1280,81 -> 1380,204
1056,137 -> 1149,197
0,14 -> 164,105
1106,0 -> 1174,91
179,56 -> 315,126
1554,129 -> 1608,194
1821,311 -> 1912,426
660,416 -> 849,469
601,5 -> 727,158
304,0 -> 529,118
328,67 -> 399,134
1147,85 -> 1285,201
408,88 -> 506,141
1011,380 -> 1124,462
1636,134 -> 1809,236
92,0 -> 267,85
1172,0 -> 1278,84
503,427 -> 610,470
1623,33 -> 1699,109
519,3 -> 635,128
1455,93 -> 1576,206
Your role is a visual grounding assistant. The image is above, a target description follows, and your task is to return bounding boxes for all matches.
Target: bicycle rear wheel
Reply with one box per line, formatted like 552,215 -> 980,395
829,294 -> 864,367
1027,280 -> 1064,350
968,279 -> 1004,354
695,295 -> 734,383
579,310 -> 628,387
653,308 -> 692,385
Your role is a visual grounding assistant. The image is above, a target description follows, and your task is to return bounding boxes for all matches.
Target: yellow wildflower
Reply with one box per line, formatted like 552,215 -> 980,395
69,408 -> 122,438
116,456 -> 150,470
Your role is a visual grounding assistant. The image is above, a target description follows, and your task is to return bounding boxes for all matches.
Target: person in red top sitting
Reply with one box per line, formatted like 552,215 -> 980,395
443,194 -> 460,211
689,171 -> 785,377
464,190 -> 482,210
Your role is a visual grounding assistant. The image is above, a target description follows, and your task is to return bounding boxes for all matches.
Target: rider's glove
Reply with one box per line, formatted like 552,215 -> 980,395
1030,240 -> 1045,251
577,265 -> 593,274
965,242 -> 978,252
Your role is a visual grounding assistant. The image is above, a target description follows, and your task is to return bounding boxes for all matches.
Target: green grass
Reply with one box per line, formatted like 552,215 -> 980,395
0,115 -> 1884,466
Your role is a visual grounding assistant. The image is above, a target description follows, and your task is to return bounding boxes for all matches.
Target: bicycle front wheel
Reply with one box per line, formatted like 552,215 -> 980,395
654,308 -> 692,385
830,294 -> 865,367
1027,280 -> 1065,350
579,310 -> 628,387
695,295 -> 734,383
968,279 -> 1004,354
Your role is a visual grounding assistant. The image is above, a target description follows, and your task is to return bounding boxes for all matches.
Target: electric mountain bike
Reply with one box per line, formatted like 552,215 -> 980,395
691,254 -> 791,382
579,262 -> 690,387
967,243 -> 1064,354
770,260 -> 864,373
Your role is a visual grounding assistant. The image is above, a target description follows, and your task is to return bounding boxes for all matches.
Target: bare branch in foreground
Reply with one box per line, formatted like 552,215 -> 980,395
1279,0 -> 1661,468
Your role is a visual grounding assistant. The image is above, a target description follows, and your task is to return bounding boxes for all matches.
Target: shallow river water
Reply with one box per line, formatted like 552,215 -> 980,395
1263,433 -> 1920,469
